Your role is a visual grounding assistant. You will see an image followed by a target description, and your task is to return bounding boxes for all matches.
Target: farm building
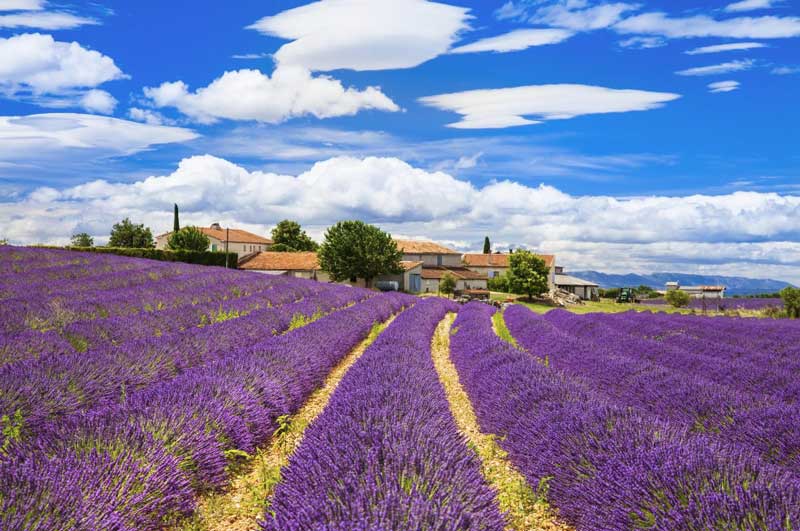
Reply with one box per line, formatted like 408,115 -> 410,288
395,239 -> 488,293
462,252 -> 556,291
666,281 -> 726,299
238,251 -> 328,281
156,223 -> 273,256
238,251 -> 424,292
555,273 -> 600,300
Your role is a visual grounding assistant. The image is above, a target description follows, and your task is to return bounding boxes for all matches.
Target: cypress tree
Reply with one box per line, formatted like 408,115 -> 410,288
173,204 -> 180,232
483,236 -> 491,254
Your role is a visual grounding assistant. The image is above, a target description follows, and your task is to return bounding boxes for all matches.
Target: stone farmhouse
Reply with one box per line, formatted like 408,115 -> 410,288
156,223 -> 273,257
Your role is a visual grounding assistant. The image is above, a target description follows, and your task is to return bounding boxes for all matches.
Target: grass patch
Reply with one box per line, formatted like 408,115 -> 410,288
491,311 -> 518,348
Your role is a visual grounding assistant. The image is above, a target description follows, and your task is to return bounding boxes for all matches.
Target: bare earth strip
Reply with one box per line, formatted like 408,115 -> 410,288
431,313 -> 572,531
178,314 -> 399,531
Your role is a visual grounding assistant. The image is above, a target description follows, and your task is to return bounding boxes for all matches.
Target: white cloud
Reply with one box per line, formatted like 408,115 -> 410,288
127,107 -> 173,125
708,80 -> 741,92
618,36 -> 667,49
0,0 -> 44,10
0,11 -> 96,29
615,12 -> 800,39
232,53 -> 270,60
3,154 -> 799,283
675,59 -> 754,76
725,0 -> 780,13
0,113 -> 198,162
79,89 -> 116,114
771,65 -> 800,74
418,84 -> 680,129
143,67 -> 398,125
248,0 -> 471,72
685,41 -> 767,54
0,33 -> 125,111
450,28 -> 573,54
531,2 -> 640,31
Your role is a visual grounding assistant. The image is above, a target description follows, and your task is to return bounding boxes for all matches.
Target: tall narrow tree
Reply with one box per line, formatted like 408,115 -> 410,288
483,236 -> 491,254
173,204 -> 180,233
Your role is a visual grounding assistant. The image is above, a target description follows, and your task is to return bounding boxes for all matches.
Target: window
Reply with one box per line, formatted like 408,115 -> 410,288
437,255 -> 443,266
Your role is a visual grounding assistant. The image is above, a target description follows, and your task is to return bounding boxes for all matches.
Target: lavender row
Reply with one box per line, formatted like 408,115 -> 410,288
640,297 -> 784,310
0,285 -> 371,443
0,291 -> 413,531
546,310 -> 800,404
450,302 -> 800,531
506,306 -> 800,477
603,310 -> 800,364
262,298 -> 505,531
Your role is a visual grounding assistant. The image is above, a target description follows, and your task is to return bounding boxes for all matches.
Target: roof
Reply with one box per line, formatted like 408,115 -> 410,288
555,274 -> 599,287
421,266 -> 487,280
462,253 -> 555,269
683,285 -> 726,291
239,252 -> 319,271
158,226 -> 273,245
400,260 -> 424,272
394,239 -> 460,255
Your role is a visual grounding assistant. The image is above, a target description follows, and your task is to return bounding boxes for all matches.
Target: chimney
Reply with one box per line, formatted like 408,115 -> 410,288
210,222 -> 222,230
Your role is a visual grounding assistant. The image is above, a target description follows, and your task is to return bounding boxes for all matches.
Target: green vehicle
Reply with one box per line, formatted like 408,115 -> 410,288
616,287 -> 639,303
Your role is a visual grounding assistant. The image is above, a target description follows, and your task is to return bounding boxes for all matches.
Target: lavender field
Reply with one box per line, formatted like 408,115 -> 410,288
1,247 -> 798,531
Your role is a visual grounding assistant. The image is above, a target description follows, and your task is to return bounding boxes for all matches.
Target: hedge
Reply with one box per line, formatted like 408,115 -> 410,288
53,246 -> 239,268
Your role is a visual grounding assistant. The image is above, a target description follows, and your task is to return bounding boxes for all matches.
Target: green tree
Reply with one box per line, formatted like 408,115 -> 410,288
483,236 -> 491,254
780,286 -> 800,318
270,243 -> 297,252
0,238 -> 7,246
70,233 -> 94,247
173,204 -> 180,233
665,289 -> 691,308
108,218 -> 154,248
506,250 -> 549,300
168,226 -> 210,252
439,272 -> 457,297
487,273 -> 509,293
271,219 -> 318,252
318,221 -> 402,287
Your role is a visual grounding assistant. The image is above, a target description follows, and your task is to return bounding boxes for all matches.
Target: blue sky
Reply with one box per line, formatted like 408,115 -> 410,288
1,0 -> 799,282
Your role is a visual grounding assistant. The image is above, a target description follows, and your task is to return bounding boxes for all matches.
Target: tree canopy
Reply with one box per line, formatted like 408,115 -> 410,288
318,221 -> 402,286
173,204 -> 180,233
70,233 -> 94,247
780,286 -> 800,318
439,272 -> 456,296
665,289 -> 691,308
483,236 -> 491,254
506,250 -> 549,300
271,219 -> 318,252
108,218 -> 154,248
168,226 -> 210,252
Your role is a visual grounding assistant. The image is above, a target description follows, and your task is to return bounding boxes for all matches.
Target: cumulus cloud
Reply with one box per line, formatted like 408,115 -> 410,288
418,84 -> 680,129
708,80 -> 741,92
724,0 -> 780,13
685,41 -> 767,54
248,0 -> 471,72
143,67 -> 398,125
675,59 -> 754,76
3,154 -> 799,282
614,12 -> 800,39
0,33 -> 125,111
771,65 -> 800,74
0,113 -> 198,162
450,28 -> 574,54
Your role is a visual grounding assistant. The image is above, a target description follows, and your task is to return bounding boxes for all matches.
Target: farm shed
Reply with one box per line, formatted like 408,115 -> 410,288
665,282 -> 726,299
156,223 -> 273,257
555,274 -> 599,300
462,252 -> 556,291
238,251 -> 330,281
421,266 -> 488,293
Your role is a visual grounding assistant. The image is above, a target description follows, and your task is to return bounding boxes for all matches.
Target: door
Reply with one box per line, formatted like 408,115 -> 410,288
409,274 -> 421,293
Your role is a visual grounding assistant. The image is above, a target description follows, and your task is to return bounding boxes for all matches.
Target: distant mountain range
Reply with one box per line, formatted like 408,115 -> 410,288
569,271 -> 795,296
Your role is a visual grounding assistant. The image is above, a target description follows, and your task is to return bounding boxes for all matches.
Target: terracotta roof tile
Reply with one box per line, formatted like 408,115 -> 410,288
420,266 -> 487,280
394,239 -> 460,255
157,226 -> 273,245
462,253 -> 555,268
239,252 -> 319,271
400,260 -> 424,271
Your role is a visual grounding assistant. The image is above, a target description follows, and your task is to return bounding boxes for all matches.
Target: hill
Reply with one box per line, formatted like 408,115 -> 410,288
569,270 -> 794,296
